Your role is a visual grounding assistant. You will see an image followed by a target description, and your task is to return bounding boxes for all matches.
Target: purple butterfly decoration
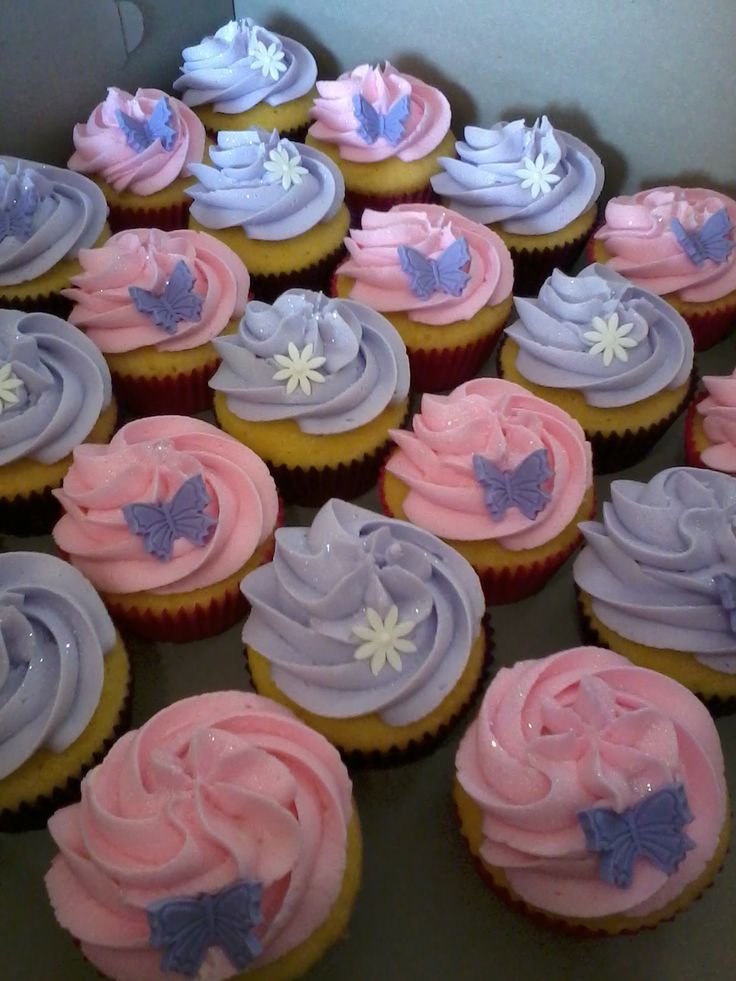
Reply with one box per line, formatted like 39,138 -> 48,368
115,95 -> 177,153
671,207 -> 734,266
714,572 -> 736,635
128,260 -> 203,334
472,448 -> 552,522
353,94 -> 410,146
147,879 -> 263,978
397,237 -> 471,301
578,783 -> 695,889
122,473 -> 216,562
0,184 -> 39,244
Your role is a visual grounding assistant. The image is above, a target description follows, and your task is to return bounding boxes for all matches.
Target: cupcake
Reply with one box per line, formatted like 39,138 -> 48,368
334,204 -> 514,391
574,467 -> 736,705
590,186 -> 736,350
0,156 -> 108,315
69,87 -> 206,233
454,647 -> 730,934
174,17 -> 317,140
211,288 -> 410,506
242,499 -> 489,760
52,416 -> 280,642
45,691 -> 361,981
188,128 -> 349,302
380,377 -> 595,603
307,61 -> 454,214
0,309 -> 116,535
0,551 -> 131,833
432,116 -> 604,294
498,263 -> 695,471
63,227 -> 250,416
685,369 -> 736,471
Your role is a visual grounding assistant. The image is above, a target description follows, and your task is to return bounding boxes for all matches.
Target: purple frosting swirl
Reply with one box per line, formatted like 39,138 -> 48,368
0,157 -> 107,286
174,18 -> 317,114
505,264 -> 694,407
431,116 -> 604,234
241,499 -> 485,725
574,468 -> 736,671
0,551 -> 117,779
210,289 -> 409,434
0,309 -> 112,466
187,129 -> 344,240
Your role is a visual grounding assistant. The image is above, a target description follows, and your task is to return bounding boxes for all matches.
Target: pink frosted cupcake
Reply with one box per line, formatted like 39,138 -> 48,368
379,377 -> 595,603
63,227 -> 250,415
591,186 -> 736,350
334,203 -> 514,391
685,370 -> 736,472
52,416 -> 280,642
45,692 -> 361,980
455,647 -> 730,933
307,62 -> 454,214
69,87 -> 206,233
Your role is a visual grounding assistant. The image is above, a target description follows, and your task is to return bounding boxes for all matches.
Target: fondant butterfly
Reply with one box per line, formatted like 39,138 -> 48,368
472,448 -> 552,521
122,474 -> 216,562
397,237 -> 471,300
714,572 -> 736,633
353,94 -> 410,146
671,207 -> 734,265
147,880 -> 263,978
115,95 -> 177,153
128,259 -> 203,334
578,783 -> 695,889
0,185 -> 38,244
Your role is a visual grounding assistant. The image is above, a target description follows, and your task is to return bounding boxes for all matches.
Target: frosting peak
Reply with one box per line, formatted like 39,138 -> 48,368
210,288 -> 409,433
174,18 -> 317,115
0,156 -> 108,286
505,263 -> 694,407
309,62 -> 451,163
187,128 -> 345,240
242,499 -> 485,725
432,116 -> 604,234
697,369 -> 736,472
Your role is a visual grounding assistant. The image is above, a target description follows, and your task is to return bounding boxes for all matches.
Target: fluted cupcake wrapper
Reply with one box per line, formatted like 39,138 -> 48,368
0,290 -> 72,318
508,227 -> 593,298
0,483 -> 62,536
249,241 -> 347,304
107,200 -> 190,235
407,329 -> 502,393
346,183 -> 437,224
683,393 -> 708,468
111,360 -> 219,418
104,586 -> 248,644
0,671 -> 133,834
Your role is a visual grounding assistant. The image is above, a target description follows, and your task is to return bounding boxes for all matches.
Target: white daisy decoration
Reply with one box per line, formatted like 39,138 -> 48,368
0,362 -> 25,415
514,153 -> 561,199
272,342 -> 327,395
249,39 -> 287,80
262,142 -> 309,191
352,605 -> 417,676
583,312 -> 638,366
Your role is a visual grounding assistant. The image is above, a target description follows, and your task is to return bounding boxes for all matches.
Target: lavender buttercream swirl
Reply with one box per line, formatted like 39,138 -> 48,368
574,468 -> 736,670
0,551 -> 116,779
211,289 -> 409,434
432,116 -> 604,234
241,500 -> 485,725
0,157 -> 107,286
505,264 -> 694,407
0,309 -> 112,466
187,128 -> 344,239
174,18 -> 317,114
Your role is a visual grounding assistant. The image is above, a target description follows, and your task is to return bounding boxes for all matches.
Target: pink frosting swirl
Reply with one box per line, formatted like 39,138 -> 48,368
456,647 -> 727,919
386,378 -> 592,545
697,371 -> 736,472
309,62 -> 450,163
594,187 -> 736,302
63,228 -> 249,353
52,416 -> 279,595
69,88 -> 206,195
341,204 -> 513,325
45,691 -> 354,981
